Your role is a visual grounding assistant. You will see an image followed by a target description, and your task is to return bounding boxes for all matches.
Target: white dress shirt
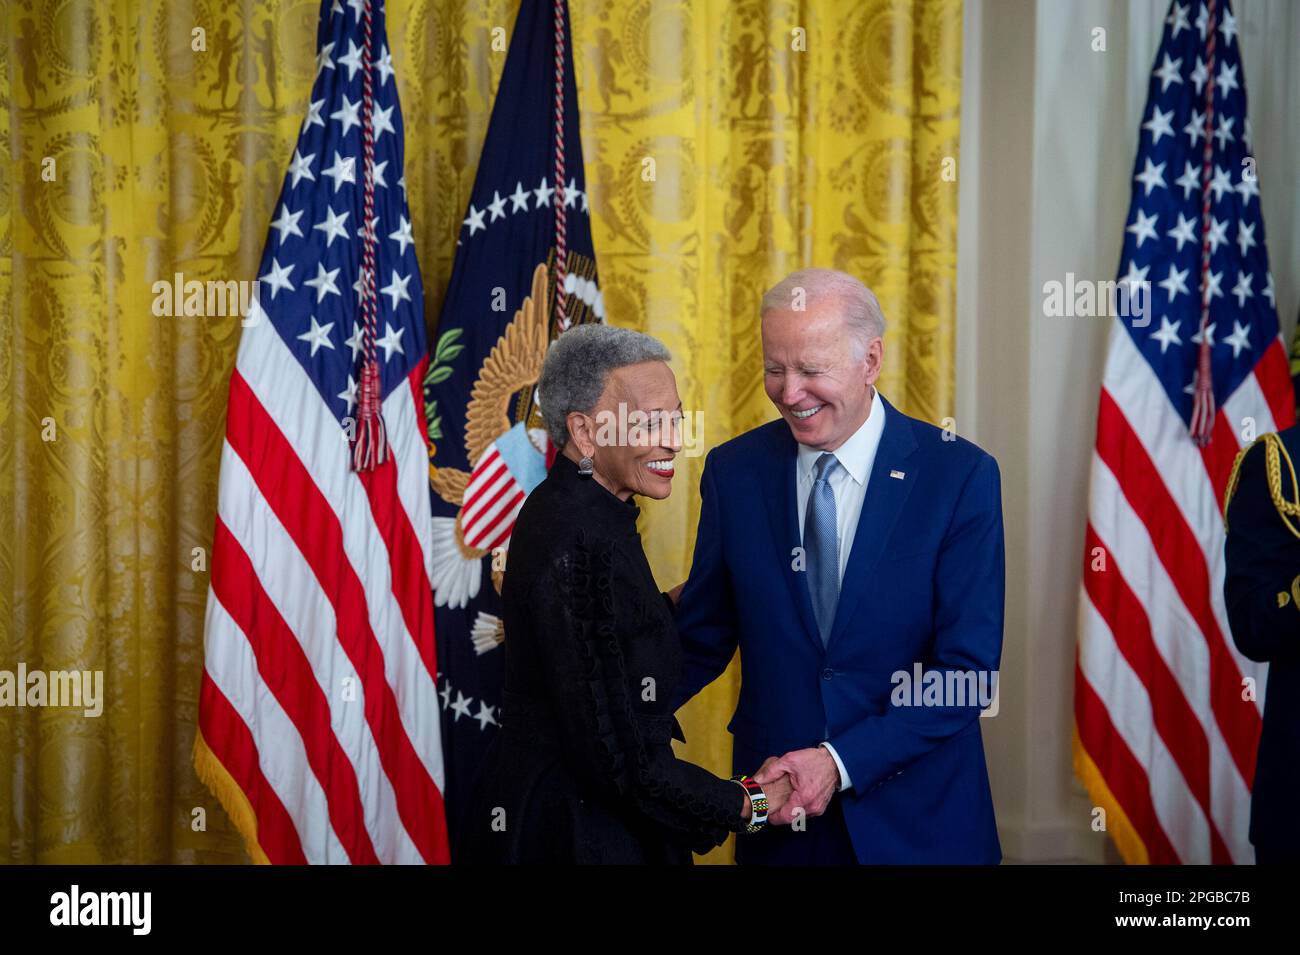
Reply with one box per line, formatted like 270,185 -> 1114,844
794,390 -> 887,791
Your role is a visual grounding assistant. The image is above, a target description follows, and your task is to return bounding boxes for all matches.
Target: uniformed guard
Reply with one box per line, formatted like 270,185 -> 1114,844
1223,424 -> 1300,863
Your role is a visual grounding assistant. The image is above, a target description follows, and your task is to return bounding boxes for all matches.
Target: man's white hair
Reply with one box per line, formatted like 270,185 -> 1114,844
759,268 -> 886,355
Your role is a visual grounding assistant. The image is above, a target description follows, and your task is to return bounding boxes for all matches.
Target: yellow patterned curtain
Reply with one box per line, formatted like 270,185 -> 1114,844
0,0 -> 959,863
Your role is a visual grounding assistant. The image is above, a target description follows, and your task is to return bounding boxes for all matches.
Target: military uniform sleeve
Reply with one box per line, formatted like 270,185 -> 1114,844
528,528 -> 748,853
1224,437 -> 1300,663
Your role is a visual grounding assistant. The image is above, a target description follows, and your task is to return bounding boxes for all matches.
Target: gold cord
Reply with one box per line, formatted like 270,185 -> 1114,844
1224,433 -> 1300,540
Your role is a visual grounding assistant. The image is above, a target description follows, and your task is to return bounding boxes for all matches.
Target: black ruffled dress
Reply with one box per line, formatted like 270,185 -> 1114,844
456,453 -> 748,863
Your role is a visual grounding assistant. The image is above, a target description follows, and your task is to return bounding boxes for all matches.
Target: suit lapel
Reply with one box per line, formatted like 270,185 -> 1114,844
761,425 -> 823,652
827,397 -> 919,649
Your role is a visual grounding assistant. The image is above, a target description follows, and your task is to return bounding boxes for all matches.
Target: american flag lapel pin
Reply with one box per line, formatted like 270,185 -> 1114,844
890,469 -> 905,480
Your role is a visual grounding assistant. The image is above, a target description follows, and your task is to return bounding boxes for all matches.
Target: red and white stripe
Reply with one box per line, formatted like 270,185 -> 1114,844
198,301 -> 449,864
1077,317 -> 1292,863
460,447 -> 527,551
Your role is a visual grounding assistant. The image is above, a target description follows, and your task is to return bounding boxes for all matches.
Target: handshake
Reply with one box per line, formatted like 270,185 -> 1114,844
745,745 -> 842,826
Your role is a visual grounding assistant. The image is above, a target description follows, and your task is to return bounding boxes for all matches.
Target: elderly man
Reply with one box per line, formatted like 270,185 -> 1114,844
672,268 -> 1005,864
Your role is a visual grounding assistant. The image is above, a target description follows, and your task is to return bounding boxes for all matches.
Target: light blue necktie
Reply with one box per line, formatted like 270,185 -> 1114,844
804,453 -> 841,645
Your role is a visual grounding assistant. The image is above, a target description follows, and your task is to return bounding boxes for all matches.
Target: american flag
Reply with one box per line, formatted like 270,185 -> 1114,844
1075,0 -> 1292,864
193,0 -> 449,864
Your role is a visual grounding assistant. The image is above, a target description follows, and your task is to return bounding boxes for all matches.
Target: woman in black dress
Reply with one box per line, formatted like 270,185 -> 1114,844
458,324 -> 791,863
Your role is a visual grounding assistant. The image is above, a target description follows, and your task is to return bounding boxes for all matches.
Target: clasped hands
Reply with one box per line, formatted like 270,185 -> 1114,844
748,745 -> 840,826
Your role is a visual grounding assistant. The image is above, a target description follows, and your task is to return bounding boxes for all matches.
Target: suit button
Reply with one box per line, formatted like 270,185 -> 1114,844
822,668 -> 834,680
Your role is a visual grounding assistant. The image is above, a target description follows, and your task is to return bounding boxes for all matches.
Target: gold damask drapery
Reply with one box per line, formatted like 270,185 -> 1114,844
0,0 -> 960,863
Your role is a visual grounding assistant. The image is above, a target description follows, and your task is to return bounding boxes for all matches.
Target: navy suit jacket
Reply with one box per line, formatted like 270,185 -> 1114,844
672,396 -> 1005,863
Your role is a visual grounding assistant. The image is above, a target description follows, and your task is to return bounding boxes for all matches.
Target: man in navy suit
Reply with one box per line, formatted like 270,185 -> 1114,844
672,268 -> 1005,864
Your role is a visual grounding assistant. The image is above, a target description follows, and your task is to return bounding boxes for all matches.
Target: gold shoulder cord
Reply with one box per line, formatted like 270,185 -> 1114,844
1223,432 -> 1300,540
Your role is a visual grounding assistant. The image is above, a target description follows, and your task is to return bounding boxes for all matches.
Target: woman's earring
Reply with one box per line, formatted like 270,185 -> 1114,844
578,455 -> 594,477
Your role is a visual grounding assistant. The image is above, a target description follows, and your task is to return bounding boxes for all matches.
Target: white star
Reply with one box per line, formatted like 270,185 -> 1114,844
376,322 -> 406,361
398,175 -> 407,199
581,191 -> 589,213
1223,321 -> 1251,358
337,39 -> 365,80
1153,54 -> 1183,93
338,374 -> 358,414
463,203 -> 486,236
302,98 -> 325,133
1174,160 -> 1201,199
345,0 -> 365,21
1191,322 -> 1216,347
475,700 -> 498,731
1158,263 -> 1190,302
389,215 -> 415,256
1127,208 -> 1159,248
1203,269 -> 1224,303
288,148 -> 316,188
1235,169 -> 1259,205
304,262 -> 342,303
376,45 -> 395,86
1195,3 -> 1208,39
322,151 -> 357,193
1209,165 -> 1233,203
371,103 -> 396,139
509,181 -> 530,212
1190,57 -> 1208,95
1231,271 -> 1254,308
330,0 -> 342,16
1151,316 -> 1182,353
258,258 -> 295,300
1120,259 -> 1150,290
564,177 -> 579,209
344,324 -> 365,360
1206,216 -> 1228,255
1237,221 -> 1256,258
297,316 -> 335,356
533,176 -> 553,208
1184,108 -> 1206,147
1263,272 -> 1275,307
1201,267 -> 1222,304
1219,7 -> 1238,46
381,269 -> 412,309
450,690 -> 472,722
1167,2 -> 1190,37
1214,114 -> 1235,150
313,206 -> 351,248
1166,212 -> 1197,251
270,203 -> 304,244
487,190 -> 508,221
1217,61 -> 1239,97
1134,157 -> 1167,196
367,159 -> 389,189
331,95 -> 362,136
439,681 -> 451,710
1142,107 -> 1175,146
315,41 -> 336,79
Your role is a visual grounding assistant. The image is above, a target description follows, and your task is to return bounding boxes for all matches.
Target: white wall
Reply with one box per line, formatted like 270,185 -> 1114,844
958,0 -> 1300,863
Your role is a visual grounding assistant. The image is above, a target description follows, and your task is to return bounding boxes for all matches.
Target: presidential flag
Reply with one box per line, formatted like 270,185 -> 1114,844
424,0 -> 601,835
193,0 -> 450,864
1075,0 -> 1291,864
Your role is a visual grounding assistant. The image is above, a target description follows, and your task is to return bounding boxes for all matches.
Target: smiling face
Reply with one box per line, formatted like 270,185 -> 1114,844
762,297 -> 883,451
565,360 -> 683,501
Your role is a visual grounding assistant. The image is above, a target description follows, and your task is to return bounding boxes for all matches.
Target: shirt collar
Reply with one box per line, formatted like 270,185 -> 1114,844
795,389 -> 886,486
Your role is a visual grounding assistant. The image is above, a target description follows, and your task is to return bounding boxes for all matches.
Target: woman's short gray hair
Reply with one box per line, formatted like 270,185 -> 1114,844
760,268 -> 886,357
537,323 -> 672,449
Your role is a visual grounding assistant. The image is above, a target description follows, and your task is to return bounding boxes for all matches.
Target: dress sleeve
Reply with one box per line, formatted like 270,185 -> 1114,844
531,528 -> 748,854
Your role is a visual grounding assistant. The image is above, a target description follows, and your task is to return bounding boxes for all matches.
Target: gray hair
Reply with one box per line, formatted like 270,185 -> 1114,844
759,268 -> 886,356
537,323 -> 672,449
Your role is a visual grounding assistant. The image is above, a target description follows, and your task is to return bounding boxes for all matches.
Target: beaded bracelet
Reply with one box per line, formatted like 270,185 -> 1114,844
732,774 -> 768,833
